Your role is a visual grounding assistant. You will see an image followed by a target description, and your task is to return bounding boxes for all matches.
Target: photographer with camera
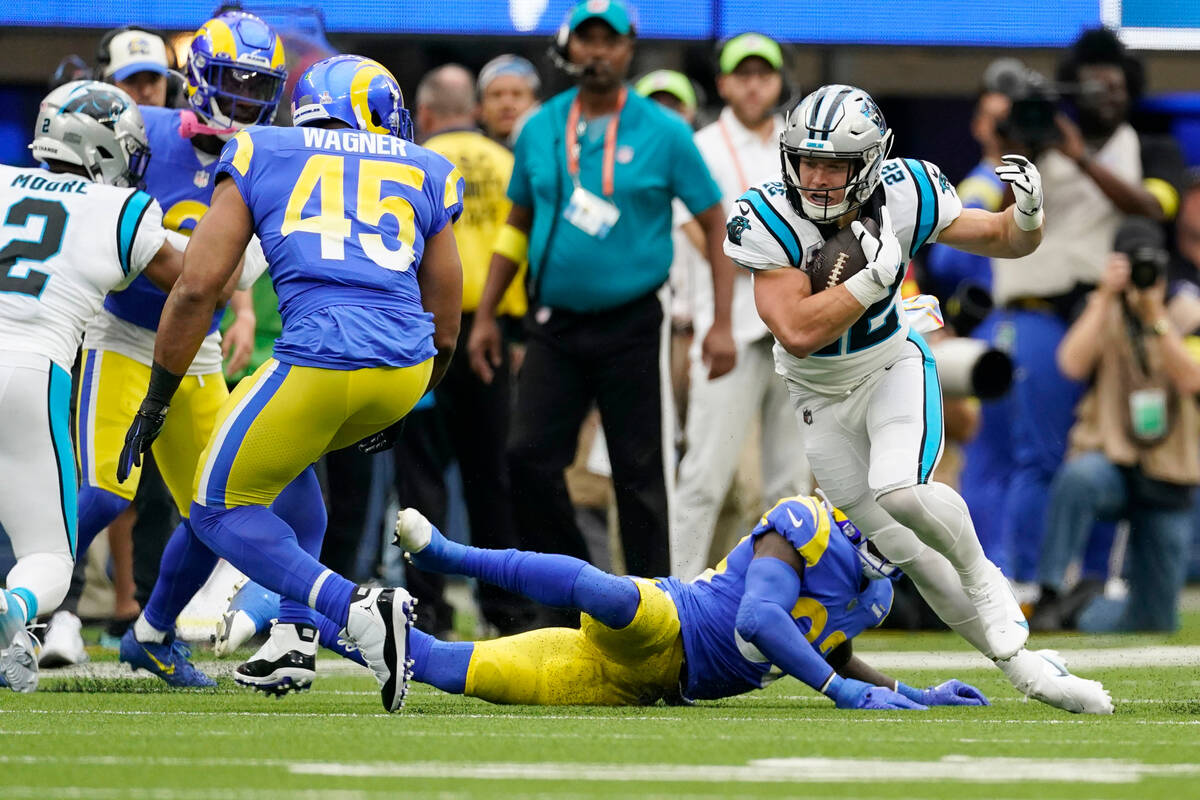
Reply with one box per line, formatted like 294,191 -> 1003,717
976,29 -> 1183,590
1032,217 -> 1200,632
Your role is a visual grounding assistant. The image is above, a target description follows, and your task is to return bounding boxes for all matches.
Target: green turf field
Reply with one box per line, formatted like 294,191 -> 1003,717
3,614 -> 1198,799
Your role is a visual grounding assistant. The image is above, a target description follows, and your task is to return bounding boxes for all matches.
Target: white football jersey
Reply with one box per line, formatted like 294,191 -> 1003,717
724,157 -> 962,394
0,165 -> 167,371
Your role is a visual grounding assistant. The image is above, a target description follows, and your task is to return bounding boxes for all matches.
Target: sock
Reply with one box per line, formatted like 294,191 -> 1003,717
408,627 -> 474,694
134,613 -> 167,643
271,468 -> 327,627
6,552 -> 72,621
877,483 -> 989,583
141,520 -> 220,633
415,523 -> 639,630
8,588 -> 33,624
230,581 -> 281,635
315,612 -> 365,666
75,485 -> 131,559
189,501 -> 356,629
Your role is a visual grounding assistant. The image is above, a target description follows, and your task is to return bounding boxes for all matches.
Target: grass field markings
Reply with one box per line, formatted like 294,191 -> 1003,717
286,756 -> 1200,784
2,790 -> 1088,800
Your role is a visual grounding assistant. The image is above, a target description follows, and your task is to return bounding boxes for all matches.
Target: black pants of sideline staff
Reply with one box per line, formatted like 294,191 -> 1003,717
508,291 -> 670,578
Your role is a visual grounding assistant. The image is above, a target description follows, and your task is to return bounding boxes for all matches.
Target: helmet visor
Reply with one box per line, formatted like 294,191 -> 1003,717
212,64 -> 283,125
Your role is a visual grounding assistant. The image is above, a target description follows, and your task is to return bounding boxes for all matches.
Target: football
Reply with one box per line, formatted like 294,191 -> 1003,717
807,217 -> 879,292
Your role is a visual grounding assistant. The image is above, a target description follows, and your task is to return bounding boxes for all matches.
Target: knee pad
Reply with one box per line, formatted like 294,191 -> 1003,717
7,552 -> 74,618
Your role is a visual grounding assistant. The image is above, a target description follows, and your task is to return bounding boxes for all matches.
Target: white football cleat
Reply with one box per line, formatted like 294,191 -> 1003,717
214,609 -> 259,658
39,610 -> 88,667
393,507 -> 433,555
235,622 -> 317,696
345,586 -> 417,713
964,563 -> 1029,660
0,630 -> 41,693
997,648 -> 1114,715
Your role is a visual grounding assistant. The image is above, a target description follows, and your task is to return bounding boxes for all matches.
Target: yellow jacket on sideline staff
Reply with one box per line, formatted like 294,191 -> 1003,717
424,129 -> 527,317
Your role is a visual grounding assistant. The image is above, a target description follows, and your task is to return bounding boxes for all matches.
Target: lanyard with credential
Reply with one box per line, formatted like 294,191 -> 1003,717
565,86 -> 627,197
717,118 -> 749,193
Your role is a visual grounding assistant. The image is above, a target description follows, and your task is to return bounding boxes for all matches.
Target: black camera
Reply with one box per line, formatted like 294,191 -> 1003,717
1114,217 -> 1169,290
984,58 -> 1062,157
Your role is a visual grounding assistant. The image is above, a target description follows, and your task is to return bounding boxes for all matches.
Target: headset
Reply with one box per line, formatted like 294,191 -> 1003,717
546,8 -> 637,78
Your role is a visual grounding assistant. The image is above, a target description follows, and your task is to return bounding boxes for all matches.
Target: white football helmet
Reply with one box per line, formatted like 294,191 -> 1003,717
780,84 -> 893,222
29,80 -> 150,187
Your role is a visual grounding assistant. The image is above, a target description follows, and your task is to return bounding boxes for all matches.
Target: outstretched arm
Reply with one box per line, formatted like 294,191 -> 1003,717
827,640 -> 989,706
735,533 -> 926,710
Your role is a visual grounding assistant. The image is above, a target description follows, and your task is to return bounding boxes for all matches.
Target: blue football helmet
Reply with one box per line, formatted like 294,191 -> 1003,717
186,11 -> 286,138
291,55 -> 413,141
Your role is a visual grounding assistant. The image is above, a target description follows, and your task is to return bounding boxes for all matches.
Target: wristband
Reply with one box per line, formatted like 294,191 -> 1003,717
844,270 -> 889,307
820,672 -> 841,695
1013,203 -> 1043,233
493,223 -> 529,264
145,361 -> 184,409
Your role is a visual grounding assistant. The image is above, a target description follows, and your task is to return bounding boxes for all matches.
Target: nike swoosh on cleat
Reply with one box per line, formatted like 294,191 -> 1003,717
141,646 -> 176,675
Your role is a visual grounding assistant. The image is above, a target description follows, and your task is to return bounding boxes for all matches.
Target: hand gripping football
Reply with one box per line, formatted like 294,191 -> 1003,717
808,217 -> 879,292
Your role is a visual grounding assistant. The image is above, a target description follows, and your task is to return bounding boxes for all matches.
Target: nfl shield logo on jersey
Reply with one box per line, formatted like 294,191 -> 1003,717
803,409 -> 813,425
193,170 -> 210,189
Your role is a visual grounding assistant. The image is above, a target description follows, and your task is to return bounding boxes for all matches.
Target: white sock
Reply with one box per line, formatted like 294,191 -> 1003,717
134,614 -> 168,644
877,483 -> 989,583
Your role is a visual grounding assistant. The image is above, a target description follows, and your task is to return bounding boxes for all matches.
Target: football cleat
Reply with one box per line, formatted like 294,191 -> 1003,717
345,586 -> 416,712
119,628 -> 216,687
39,610 -> 89,667
0,630 -> 41,693
997,648 -> 1114,715
235,622 -> 317,697
0,589 -> 27,651
964,563 -> 1029,660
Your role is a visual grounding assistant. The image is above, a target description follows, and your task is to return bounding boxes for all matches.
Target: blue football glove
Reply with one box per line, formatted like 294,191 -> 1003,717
898,679 -> 990,707
827,675 -> 928,710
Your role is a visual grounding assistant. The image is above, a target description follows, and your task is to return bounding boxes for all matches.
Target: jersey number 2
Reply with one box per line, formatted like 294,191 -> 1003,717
281,155 -> 423,272
0,198 -> 67,297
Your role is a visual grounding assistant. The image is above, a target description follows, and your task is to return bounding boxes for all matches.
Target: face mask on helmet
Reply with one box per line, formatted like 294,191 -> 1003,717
30,80 -> 152,188
779,85 -> 893,222
186,12 -> 286,139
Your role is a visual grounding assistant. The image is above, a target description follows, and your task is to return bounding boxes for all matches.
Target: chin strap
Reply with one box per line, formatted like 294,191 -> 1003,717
177,109 -> 237,140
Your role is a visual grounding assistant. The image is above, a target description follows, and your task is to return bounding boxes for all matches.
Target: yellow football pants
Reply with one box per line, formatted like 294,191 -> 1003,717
464,579 -> 685,706
75,348 -> 228,516
194,357 -> 433,508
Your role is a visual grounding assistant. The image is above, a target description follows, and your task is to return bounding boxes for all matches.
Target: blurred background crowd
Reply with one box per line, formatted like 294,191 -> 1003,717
3,0 -> 1200,666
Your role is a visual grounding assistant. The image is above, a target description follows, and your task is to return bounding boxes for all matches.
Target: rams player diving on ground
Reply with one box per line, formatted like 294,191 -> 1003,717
73,10 -> 277,686
119,54 -> 464,713
393,496 -> 986,708
726,84 -> 1111,713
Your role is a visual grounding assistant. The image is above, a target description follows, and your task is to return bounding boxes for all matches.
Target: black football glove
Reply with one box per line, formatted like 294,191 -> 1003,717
117,400 -> 168,483
358,417 -> 408,455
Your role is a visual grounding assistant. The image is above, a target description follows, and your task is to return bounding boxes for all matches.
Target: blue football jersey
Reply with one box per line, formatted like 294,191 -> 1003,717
660,496 -> 894,701
103,106 -> 223,334
215,125 -> 464,369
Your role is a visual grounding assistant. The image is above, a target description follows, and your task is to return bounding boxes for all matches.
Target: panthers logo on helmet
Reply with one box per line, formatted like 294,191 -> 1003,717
859,97 -> 886,135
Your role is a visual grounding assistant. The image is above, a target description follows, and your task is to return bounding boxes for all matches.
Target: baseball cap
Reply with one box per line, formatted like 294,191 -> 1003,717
719,32 -> 783,74
103,29 -> 170,81
568,0 -> 635,36
479,54 -> 541,94
634,70 -> 696,112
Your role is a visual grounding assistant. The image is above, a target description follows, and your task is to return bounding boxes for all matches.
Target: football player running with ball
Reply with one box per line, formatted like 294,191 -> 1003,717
725,84 -> 1111,714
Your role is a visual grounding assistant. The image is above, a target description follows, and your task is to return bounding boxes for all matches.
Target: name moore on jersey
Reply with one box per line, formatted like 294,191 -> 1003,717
723,158 -> 961,395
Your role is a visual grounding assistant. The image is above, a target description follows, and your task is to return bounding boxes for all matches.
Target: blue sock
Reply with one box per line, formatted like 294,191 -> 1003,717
190,501 -> 356,628
230,581 -> 280,635
271,468 -> 327,627
141,519 -> 219,633
76,485 -> 130,559
315,612 -> 365,666
408,627 -> 473,693
414,524 -> 639,630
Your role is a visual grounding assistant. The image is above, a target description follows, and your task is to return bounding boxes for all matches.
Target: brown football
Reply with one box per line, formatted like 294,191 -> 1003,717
807,217 -> 878,292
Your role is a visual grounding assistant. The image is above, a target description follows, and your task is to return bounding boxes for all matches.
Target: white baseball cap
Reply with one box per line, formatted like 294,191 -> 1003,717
103,30 -> 170,81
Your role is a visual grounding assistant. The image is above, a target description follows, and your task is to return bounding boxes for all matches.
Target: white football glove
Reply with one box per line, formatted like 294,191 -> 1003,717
996,154 -> 1043,231
845,206 -> 904,307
